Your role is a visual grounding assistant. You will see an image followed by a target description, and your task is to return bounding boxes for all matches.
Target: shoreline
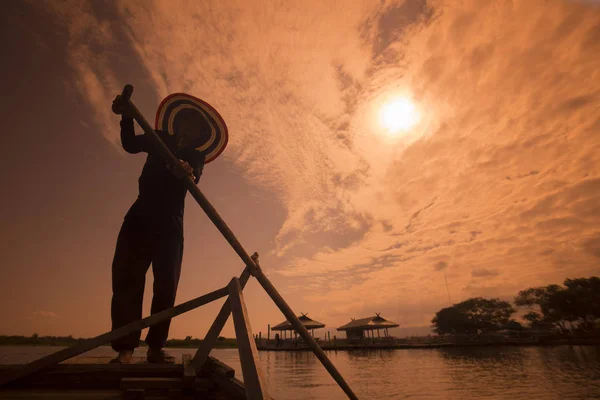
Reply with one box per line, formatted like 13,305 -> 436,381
256,336 -> 600,351
0,338 -> 237,349
0,344 -> 237,349
3,341 -> 598,351
2,336 -> 599,352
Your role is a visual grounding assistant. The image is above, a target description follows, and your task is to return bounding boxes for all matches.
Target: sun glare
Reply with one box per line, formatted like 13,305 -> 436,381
380,98 -> 420,135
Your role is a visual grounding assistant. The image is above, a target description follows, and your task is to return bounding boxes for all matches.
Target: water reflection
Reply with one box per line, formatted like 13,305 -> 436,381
1,345 -> 599,399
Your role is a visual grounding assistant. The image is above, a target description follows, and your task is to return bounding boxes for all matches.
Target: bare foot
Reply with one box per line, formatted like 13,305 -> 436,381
146,348 -> 175,364
109,350 -> 134,364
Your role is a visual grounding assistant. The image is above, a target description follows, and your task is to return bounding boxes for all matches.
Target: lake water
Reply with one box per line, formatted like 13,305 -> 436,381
1,345 -> 599,399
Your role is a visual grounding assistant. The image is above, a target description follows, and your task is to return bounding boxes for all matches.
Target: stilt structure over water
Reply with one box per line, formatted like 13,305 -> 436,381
271,313 -> 326,340
0,85 -> 358,400
337,314 -> 399,339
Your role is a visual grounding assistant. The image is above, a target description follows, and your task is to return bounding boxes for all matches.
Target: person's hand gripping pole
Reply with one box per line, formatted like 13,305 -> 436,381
112,85 -> 195,181
111,84 -> 134,118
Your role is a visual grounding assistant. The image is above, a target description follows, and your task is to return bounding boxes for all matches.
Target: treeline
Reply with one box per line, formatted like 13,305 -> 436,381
432,276 -> 600,335
0,334 -> 85,346
164,336 -> 237,349
0,334 -> 237,348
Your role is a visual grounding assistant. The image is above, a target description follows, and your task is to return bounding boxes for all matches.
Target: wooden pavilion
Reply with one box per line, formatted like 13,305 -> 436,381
337,313 -> 399,339
270,313 -> 325,339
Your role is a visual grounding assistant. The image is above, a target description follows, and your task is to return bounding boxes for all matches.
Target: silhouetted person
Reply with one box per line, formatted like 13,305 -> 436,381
109,97 -> 207,364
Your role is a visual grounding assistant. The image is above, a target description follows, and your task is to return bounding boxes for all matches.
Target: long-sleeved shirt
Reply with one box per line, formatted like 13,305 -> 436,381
120,117 -> 205,236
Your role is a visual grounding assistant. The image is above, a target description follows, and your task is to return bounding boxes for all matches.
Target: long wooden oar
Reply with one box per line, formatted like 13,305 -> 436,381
118,85 -> 359,400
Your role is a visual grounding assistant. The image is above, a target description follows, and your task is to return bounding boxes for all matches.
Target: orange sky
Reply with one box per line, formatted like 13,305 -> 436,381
1,0 -> 599,341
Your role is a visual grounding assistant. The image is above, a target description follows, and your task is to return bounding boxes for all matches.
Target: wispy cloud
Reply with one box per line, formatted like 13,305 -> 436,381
40,0 -> 600,329
31,311 -> 58,318
433,261 -> 448,271
38,0 -> 121,147
471,268 -> 500,278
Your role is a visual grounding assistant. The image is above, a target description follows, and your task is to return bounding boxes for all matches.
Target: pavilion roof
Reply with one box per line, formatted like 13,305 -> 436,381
271,313 -> 325,331
337,314 -> 399,331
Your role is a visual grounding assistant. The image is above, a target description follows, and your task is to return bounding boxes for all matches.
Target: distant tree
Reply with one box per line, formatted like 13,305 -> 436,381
432,305 -> 472,334
185,336 -> 193,341
504,320 -> 525,331
432,297 -> 516,334
515,284 -> 567,331
563,277 -> 600,330
515,277 -> 600,332
522,311 -> 544,326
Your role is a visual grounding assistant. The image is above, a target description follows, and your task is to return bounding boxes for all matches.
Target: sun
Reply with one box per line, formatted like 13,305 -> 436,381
379,97 -> 420,135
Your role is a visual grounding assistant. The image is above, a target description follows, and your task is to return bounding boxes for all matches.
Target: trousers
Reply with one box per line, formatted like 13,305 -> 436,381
110,216 -> 183,352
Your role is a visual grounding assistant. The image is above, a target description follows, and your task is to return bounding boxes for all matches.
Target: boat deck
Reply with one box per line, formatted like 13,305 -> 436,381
0,356 -> 246,400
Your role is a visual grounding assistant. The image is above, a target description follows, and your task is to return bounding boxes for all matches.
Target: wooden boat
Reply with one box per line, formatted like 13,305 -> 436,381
0,355 -> 245,399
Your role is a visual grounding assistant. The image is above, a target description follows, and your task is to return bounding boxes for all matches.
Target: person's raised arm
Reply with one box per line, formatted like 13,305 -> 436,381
120,116 -> 148,154
113,95 -> 147,154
